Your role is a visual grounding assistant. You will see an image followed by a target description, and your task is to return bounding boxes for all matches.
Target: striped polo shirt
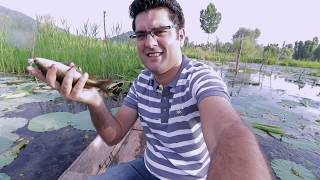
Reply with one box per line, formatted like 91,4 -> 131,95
124,55 -> 229,179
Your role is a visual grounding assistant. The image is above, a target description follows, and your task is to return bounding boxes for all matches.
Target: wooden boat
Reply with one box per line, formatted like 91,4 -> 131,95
58,120 -> 145,180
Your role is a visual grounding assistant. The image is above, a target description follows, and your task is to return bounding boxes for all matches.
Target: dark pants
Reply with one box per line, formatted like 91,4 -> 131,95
87,156 -> 159,180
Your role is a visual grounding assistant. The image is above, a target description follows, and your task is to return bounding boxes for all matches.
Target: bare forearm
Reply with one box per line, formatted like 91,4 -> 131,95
88,99 -> 123,145
208,122 -> 273,180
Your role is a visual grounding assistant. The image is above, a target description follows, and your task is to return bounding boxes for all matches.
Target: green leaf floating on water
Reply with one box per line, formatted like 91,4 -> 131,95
252,122 -> 285,136
282,137 -> 320,152
0,138 -> 29,169
0,173 -> 11,180
0,83 -> 35,99
0,137 -> 13,154
271,159 -> 316,180
0,117 -> 28,153
28,107 -> 120,132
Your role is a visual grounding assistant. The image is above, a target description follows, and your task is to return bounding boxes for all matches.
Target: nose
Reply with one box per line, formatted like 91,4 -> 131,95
144,33 -> 158,47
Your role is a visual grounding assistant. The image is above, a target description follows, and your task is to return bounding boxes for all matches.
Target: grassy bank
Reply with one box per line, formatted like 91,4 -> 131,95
183,47 -> 320,70
0,24 -> 142,81
1,21 -> 320,79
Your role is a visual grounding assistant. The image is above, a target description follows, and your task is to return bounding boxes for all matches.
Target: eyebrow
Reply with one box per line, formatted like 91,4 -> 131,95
135,25 -> 168,32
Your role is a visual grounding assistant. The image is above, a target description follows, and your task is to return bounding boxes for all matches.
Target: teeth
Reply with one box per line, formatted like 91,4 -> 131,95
147,52 -> 161,57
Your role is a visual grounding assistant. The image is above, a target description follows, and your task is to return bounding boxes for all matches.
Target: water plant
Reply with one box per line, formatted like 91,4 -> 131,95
271,159 -> 316,180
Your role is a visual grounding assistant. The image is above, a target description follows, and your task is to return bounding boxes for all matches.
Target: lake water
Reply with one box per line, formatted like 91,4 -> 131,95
0,62 -> 319,180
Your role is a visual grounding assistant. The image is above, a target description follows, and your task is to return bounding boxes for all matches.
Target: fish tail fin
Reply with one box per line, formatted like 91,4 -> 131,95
96,80 -> 113,93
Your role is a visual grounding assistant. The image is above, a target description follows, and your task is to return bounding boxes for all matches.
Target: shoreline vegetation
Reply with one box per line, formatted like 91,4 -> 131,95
0,19 -> 320,80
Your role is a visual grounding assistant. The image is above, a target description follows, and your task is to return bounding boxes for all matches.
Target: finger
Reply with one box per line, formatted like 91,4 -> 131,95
68,62 -> 75,67
26,66 -> 47,82
71,72 -> 88,97
60,67 -> 75,96
46,64 -> 61,89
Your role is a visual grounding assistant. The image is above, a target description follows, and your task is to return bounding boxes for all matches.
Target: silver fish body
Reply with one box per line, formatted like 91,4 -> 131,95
28,57 -> 114,93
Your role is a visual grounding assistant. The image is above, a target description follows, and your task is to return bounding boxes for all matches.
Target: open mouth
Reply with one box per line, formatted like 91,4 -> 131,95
146,52 -> 163,57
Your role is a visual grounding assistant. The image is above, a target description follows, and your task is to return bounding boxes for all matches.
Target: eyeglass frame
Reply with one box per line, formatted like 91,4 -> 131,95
129,25 -> 177,41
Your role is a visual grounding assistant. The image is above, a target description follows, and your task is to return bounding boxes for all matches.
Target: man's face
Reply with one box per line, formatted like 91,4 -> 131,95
134,8 -> 185,75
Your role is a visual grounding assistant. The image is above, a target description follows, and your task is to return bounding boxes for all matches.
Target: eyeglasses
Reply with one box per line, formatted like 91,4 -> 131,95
130,25 -> 176,41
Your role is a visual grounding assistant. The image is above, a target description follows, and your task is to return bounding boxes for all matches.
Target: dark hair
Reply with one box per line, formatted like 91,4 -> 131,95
129,0 -> 185,31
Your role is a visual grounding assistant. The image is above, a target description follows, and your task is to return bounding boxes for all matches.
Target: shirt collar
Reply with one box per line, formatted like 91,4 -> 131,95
150,55 -> 189,91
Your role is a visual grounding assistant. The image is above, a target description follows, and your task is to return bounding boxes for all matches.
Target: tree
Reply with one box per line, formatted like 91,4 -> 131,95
232,27 -> 261,58
313,45 -> 320,60
200,3 -> 221,43
232,27 -> 261,41
293,37 -> 319,60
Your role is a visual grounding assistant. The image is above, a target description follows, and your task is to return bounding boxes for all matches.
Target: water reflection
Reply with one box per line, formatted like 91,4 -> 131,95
221,67 -> 320,102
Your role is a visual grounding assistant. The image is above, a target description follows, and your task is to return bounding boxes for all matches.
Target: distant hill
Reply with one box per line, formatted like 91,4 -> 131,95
0,5 -> 36,49
111,31 -> 134,42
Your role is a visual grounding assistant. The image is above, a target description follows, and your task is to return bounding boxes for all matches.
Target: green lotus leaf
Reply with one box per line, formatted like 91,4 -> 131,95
0,83 -> 36,99
70,111 -> 95,131
0,138 -> 28,169
0,173 -> 11,180
0,92 -> 30,99
0,137 -> 13,154
0,89 -> 60,118
0,117 -> 28,142
282,137 -> 320,152
28,107 -> 120,132
28,112 -> 75,132
271,159 -> 316,180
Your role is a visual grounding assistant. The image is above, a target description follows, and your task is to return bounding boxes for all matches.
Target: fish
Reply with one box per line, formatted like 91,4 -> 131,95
27,57 -> 119,94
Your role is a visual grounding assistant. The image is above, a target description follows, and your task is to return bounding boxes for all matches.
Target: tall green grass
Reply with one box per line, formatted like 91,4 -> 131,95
183,47 -> 234,62
0,31 -> 31,74
1,19 -> 320,79
183,46 -> 320,69
0,20 -> 142,81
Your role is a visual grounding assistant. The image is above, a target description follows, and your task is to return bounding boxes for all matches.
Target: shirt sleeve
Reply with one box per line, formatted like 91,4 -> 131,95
191,67 -> 230,104
123,79 -> 138,110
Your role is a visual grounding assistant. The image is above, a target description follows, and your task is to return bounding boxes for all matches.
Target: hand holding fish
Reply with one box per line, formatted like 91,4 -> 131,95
27,57 -> 108,107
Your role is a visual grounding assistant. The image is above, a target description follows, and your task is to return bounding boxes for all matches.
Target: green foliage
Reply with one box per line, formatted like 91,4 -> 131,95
278,59 -> 320,69
28,107 -> 119,132
271,159 -> 316,180
313,45 -> 320,60
252,122 -> 285,136
0,138 -> 29,169
232,27 -> 261,40
200,3 -> 221,43
293,37 -> 319,60
0,117 -> 28,142
28,111 -> 94,132
232,28 -> 262,60
0,17 -> 143,81
182,47 -> 233,62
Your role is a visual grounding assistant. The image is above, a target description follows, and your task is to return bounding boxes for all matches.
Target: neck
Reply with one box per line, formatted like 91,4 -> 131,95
155,58 -> 182,86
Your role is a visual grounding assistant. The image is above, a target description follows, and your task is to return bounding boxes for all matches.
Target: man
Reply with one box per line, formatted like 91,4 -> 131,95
28,0 -> 273,179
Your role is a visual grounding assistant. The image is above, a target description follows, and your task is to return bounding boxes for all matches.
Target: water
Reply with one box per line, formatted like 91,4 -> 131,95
0,63 -> 320,179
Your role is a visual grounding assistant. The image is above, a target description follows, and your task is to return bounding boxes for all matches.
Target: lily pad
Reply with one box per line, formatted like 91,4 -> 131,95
0,138 -> 29,169
282,137 -> 320,152
271,159 -> 316,180
0,137 -> 13,154
0,92 -> 30,99
28,112 -> 88,132
0,117 -> 29,141
28,107 -> 120,132
0,173 -> 11,180
0,83 -> 35,99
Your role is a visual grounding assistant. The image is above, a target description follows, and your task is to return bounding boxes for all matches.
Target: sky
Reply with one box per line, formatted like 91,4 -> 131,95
1,0 -> 319,46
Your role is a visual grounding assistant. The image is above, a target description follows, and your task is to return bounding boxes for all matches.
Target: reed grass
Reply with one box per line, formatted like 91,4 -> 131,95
1,19 -> 320,80
0,21 -> 142,81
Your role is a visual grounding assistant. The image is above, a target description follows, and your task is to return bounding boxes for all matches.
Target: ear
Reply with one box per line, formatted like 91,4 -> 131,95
178,28 -> 186,48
